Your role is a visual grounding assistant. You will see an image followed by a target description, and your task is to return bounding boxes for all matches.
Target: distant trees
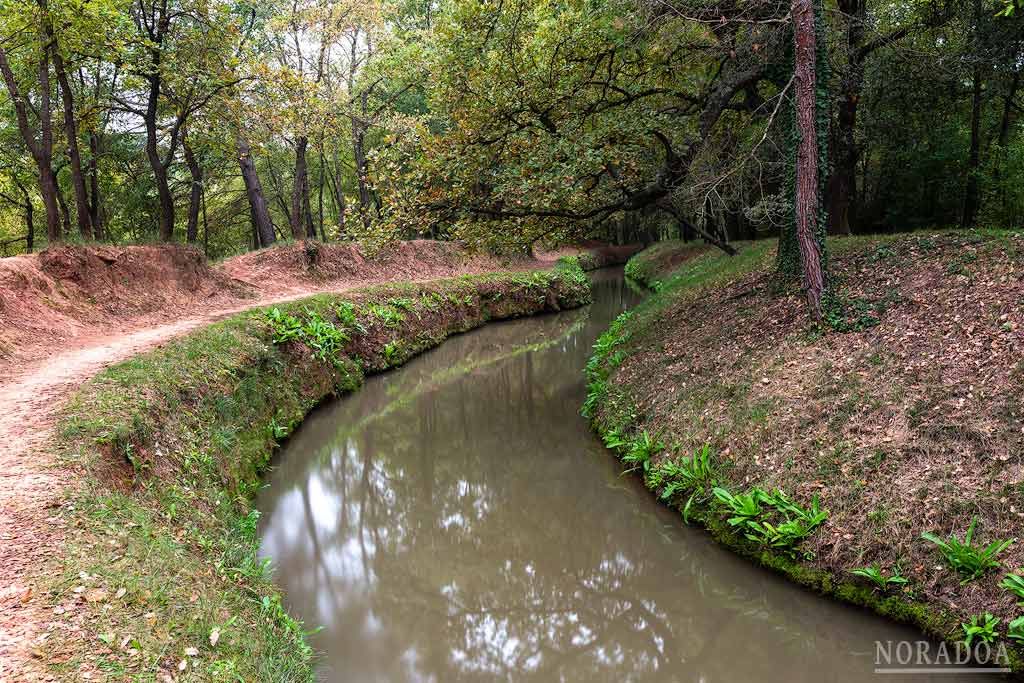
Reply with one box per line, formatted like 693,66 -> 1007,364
0,0 -> 1019,302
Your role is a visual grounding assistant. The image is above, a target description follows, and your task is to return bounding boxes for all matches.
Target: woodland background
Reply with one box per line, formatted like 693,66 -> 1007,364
0,0 -> 1020,259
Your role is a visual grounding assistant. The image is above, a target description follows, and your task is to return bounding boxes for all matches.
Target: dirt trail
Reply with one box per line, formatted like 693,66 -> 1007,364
0,243 -> 567,679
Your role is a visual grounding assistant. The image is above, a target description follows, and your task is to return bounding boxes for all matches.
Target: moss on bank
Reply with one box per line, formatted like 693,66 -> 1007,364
49,260 -> 591,681
587,232 -> 1024,673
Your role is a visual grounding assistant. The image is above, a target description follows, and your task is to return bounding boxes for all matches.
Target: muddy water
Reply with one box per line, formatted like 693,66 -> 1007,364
258,270 -> 992,682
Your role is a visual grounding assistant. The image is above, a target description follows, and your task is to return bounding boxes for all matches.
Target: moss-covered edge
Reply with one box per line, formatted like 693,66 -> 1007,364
583,243 -> 1024,673
48,259 -> 593,681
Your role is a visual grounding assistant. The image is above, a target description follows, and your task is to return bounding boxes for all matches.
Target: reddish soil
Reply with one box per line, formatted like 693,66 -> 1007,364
0,239 -> 575,679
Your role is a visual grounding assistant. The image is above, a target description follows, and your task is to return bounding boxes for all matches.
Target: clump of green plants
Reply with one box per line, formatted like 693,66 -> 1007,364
850,564 -> 909,591
388,297 -> 416,311
1008,616 -> 1024,642
581,310 -> 634,420
648,444 -> 717,499
335,301 -> 366,334
999,572 -> 1024,605
714,487 -> 764,527
921,517 -> 1015,583
822,290 -> 882,333
601,426 -> 630,452
620,431 -> 664,474
382,341 -> 401,364
713,486 -> 828,557
961,613 -> 999,647
646,444 -> 717,522
367,302 -> 404,328
264,307 -> 349,364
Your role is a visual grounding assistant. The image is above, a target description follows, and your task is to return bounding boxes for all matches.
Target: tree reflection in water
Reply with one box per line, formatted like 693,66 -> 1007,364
258,271 -> 975,683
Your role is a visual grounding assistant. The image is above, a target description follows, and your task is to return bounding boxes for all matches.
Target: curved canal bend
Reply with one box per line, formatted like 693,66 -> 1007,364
258,269 -> 987,682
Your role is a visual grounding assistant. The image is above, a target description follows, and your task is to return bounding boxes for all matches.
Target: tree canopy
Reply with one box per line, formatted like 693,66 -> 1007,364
0,0 -> 1020,269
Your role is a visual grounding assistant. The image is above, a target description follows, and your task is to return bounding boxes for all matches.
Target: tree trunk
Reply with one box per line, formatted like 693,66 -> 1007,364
351,98 -> 373,231
961,64 -> 983,229
291,136 -> 309,240
332,146 -> 346,237
0,40 -> 61,242
303,169 -> 316,239
143,83 -> 175,240
182,134 -> 203,244
47,22 -> 93,240
56,181 -> 72,237
15,177 -> 34,253
317,146 -> 326,241
960,0 -> 983,230
237,136 -> 276,248
792,0 -> 826,319
995,73 -> 1020,215
88,131 -> 103,239
826,0 -> 864,236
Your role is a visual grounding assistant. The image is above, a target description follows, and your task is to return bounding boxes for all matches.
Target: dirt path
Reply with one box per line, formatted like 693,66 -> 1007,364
0,250 -> 566,679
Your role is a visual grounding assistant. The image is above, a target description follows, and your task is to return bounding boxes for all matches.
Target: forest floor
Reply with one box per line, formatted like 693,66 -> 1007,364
0,240 -> 626,680
594,230 -> 1024,662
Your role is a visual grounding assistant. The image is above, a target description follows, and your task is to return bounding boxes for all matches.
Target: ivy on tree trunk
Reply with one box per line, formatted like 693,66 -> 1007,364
780,0 -> 829,320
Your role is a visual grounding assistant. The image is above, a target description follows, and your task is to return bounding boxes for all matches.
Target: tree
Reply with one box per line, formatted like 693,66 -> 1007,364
372,0 -> 792,254
791,0 -> 826,318
0,1 -> 61,243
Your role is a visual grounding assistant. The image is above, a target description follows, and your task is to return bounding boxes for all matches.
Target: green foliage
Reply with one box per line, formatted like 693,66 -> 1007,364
264,308 -> 349,364
367,303 -> 405,328
647,444 -> 717,502
1008,616 -> 1024,642
335,302 -> 366,334
714,487 -> 765,526
713,486 -> 828,557
1000,573 -> 1024,604
822,290 -> 882,332
388,297 -> 416,311
581,309 -> 634,419
620,431 -> 664,474
850,564 -> 909,591
961,613 -> 999,647
601,426 -> 630,452
382,341 -> 401,364
921,517 -> 1015,583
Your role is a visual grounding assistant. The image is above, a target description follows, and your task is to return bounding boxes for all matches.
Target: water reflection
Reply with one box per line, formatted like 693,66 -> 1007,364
258,271 -> 991,682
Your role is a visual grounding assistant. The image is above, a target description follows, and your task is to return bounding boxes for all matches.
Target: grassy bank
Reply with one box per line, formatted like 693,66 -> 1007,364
586,231 -> 1024,670
47,259 -> 591,681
